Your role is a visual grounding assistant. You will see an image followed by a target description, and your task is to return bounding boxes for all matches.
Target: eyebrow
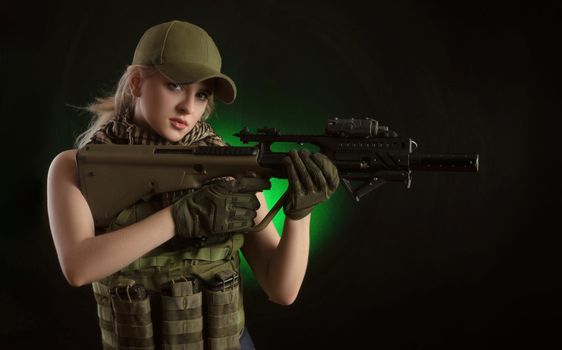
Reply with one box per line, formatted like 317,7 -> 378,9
177,82 -> 213,89
173,81 -> 213,94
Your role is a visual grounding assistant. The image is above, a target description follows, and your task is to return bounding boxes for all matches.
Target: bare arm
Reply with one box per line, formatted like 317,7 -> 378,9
47,150 -> 176,287
242,192 -> 311,305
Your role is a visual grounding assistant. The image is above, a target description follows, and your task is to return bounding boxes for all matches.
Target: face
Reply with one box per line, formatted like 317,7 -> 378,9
131,71 -> 213,142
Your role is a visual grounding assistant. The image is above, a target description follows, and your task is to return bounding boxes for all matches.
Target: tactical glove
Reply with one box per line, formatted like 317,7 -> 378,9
172,178 -> 271,239
282,149 -> 340,220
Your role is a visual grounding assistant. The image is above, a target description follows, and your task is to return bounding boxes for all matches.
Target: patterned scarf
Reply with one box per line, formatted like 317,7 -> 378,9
88,112 -> 228,147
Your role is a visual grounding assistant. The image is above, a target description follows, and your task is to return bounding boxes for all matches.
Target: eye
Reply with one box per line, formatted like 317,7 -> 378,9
166,82 -> 182,92
196,91 -> 210,101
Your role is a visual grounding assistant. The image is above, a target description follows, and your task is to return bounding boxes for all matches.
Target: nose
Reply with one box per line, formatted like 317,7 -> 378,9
176,92 -> 195,115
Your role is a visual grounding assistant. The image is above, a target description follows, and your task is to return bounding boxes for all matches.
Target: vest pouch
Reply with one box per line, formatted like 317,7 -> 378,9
160,276 -> 204,350
110,283 -> 155,350
204,270 -> 241,350
93,282 -> 118,349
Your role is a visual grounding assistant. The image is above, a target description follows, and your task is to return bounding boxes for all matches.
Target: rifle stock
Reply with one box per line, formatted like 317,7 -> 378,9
77,145 -> 272,228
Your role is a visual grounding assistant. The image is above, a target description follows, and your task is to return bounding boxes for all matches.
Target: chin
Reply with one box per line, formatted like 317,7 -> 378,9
166,129 -> 193,143
167,135 -> 185,143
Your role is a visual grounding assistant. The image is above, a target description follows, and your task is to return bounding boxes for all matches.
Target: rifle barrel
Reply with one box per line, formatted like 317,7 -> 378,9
410,153 -> 479,172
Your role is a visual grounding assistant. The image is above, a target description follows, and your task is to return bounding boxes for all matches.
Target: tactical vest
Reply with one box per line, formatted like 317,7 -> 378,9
92,197 -> 246,350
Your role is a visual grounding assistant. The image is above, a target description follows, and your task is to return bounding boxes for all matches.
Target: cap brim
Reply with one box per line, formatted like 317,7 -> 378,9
155,63 -> 237,104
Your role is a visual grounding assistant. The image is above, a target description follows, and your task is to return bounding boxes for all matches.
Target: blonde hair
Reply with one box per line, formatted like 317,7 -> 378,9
74,65 -> 216,149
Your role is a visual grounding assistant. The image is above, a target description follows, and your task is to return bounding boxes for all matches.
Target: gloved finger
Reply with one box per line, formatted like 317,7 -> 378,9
210,179 -> 238,193
282,152 -> 303,195
226,218 -> 254,232
302,151 -> 327,193
311,153 -> 340,192
230,193 -> 261,211
234,177 -> 271,193
290,149 -> 315,193
229,207 -> 258,221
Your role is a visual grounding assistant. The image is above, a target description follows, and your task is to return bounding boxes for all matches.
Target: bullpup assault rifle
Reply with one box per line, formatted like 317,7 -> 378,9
77,118 -> 479,231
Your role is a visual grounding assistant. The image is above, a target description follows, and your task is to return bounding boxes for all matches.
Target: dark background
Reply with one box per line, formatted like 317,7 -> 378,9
2,0 -> 561,349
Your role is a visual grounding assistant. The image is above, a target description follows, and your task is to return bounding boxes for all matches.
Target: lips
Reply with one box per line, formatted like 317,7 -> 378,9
170,118 -> 188,130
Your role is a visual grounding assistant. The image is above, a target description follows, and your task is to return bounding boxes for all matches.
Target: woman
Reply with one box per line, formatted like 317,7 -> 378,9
47,20 -> 339,350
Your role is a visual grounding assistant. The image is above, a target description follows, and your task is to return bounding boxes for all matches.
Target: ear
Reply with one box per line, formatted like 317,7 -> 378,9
130,74 -> 142,97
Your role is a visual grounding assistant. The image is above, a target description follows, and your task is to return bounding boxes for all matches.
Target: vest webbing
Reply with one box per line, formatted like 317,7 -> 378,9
92,202 -> 246,350
119,234 -> 244,272
93,247 -> 245,350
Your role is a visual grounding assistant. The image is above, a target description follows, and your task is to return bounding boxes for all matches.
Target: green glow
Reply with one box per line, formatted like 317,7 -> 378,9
212,118 -> 350,290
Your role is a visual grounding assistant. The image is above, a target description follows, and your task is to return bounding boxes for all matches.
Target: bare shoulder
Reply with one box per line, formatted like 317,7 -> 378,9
51,149 -> 77,164
47,148 -> 93,236
48,149 -> 78,185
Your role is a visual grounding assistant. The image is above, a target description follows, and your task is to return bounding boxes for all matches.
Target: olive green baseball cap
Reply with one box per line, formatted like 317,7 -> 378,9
132,20 -> 237,104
